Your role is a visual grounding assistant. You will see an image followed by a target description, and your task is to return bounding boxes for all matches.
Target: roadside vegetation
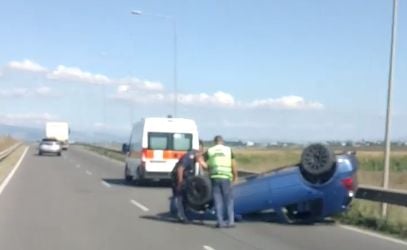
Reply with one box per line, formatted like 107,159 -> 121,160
0,137 -> 24,185
0,136 -> 17,152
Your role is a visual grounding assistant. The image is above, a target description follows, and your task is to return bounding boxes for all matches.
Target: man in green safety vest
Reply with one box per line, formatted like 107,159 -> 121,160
203,135 -> 238,228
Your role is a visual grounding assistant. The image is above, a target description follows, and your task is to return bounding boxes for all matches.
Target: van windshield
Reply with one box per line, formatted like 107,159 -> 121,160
148,132 -> 192,151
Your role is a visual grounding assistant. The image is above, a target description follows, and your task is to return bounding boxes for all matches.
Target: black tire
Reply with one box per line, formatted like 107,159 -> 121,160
124,165 -> 133,182
38,151 -> 42,156
184,176 -> 213,211
300,143 -> 336,184
57,152 -> 62,156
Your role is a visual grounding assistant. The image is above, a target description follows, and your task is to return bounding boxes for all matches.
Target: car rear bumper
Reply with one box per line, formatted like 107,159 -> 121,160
39,147 -> 61,153
142,171 -> 171,180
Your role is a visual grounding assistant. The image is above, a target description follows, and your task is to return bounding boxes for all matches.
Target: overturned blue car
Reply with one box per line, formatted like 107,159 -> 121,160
170,144 -> 358,223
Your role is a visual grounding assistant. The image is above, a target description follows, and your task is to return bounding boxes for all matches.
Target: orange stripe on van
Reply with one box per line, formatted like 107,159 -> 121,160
142,149 -> 186,160
142,149 -> 154,159
163,150 -> 186,160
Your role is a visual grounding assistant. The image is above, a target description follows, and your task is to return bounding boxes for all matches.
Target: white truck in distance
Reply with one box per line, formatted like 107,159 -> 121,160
45,122 -> 70,150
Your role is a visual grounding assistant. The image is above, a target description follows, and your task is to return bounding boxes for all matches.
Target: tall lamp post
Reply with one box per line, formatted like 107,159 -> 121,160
131,10 -> 178,117
382,0 -> 399,217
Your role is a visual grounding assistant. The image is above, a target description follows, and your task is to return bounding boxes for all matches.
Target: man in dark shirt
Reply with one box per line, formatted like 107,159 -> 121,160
171,140 -> 206,223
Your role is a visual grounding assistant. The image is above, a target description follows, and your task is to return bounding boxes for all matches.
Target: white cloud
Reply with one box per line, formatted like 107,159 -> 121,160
112,88 -> 323,111
248,96 -> 324,110
0,86 -> 56,98
7,59 -> 47,72
0,88 -> 29,97
47,65 -> 111,84
178,91 -> 235,107
116,78 -> 164,91
34,86 -> 53,96
0,112 -> 57,125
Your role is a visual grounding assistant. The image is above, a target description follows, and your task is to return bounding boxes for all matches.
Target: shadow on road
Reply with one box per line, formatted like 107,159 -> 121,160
139,212 -> 215,228
139,210 -> 336,227
102,178 -> 172,188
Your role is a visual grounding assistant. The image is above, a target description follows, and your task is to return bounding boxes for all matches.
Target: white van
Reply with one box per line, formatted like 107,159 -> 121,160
123,117 -> 199,183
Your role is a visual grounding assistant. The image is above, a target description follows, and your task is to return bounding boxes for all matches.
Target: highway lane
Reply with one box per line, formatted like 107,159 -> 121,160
0,145 -> 405,250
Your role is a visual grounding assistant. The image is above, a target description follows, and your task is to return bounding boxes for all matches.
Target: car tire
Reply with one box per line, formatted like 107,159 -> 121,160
184,175 -> 213,211
57,152 -> 62,156
38,151 -> 42,156
124,165 -> 133,182
300,143 -> 336,184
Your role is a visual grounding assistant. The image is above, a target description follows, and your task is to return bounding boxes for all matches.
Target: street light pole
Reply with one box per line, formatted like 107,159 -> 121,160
382,0 -> 399,218
131,10 -> 178,117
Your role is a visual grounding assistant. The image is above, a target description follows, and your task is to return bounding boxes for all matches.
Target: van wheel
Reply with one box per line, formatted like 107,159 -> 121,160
124,166 -> 133,182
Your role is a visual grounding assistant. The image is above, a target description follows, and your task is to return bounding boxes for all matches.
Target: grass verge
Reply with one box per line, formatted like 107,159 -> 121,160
0,137 -> 17,152
0,146 -> 26,185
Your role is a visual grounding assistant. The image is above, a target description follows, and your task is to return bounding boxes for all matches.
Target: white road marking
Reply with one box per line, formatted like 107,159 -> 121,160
0,147 -> 29,196
76,164 -> 81,168
101,181 -> 111,188
86,170 -> 92,175
130,199 -> 149,212
203,245 -> 216,250
339,225 -> 407,246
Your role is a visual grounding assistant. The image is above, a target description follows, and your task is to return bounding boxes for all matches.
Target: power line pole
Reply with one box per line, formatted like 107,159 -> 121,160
382,0 -> 399,218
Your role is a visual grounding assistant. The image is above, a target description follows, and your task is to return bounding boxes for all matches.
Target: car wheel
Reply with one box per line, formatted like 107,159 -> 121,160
38,151 -> 42,156
57,152 -> 62,156
300,143 -> 336,184
124,165 -> 133,182
185,176 -> 213,211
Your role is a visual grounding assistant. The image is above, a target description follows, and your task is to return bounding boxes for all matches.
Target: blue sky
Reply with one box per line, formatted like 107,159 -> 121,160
0,0 -> 406,141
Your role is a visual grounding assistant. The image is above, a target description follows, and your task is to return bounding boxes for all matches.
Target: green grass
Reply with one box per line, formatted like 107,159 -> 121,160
337,200 -> 407,239
84,145 -> 125,162
357,153 -> 407,172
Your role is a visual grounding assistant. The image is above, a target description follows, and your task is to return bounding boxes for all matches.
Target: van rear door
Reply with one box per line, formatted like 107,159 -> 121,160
142,132 -> 193,173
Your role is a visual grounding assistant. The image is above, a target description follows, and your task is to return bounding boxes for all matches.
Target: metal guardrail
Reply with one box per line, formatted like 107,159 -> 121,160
82,144 -> 407,207
355,185 -> 407,207
0,143 -> 21,162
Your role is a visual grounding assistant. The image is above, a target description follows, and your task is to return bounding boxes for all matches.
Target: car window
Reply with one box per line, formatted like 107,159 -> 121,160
42,138 -> 57,142
148,133 -> 169,150
173,133 -> 192,151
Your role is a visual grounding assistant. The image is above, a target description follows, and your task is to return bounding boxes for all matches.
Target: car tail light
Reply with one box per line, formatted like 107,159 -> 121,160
142,149 -> 154,159
341,177 -> 355,191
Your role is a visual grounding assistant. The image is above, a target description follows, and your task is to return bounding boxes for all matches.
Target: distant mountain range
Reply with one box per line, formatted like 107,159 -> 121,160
0,124 -> 127,143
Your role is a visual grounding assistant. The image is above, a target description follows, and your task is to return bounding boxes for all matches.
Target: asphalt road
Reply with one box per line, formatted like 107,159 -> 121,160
0,145 -> 405,250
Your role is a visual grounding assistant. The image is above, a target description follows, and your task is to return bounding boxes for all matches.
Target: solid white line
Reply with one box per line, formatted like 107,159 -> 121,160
86,170 -> 92,175
0,146 -> 29,196
101,181 -> 111,188
339,225 -> 407,246
203,245 -> 216,250
130,199 -> 149,212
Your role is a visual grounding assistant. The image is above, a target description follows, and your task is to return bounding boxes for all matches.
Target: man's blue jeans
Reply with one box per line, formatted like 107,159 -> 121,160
212,178 -> 234,226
